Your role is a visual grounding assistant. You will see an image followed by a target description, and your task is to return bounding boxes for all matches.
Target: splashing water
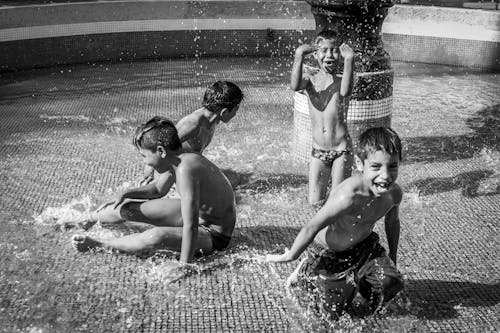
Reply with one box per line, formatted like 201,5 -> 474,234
33,181 -> 136,228
225,245 -> 367,332
33,195 -> 97,227
30,181 -> 396,332
138,254 -> 193,285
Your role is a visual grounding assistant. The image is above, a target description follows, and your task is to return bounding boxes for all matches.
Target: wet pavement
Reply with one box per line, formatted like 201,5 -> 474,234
0,57 -> 498,332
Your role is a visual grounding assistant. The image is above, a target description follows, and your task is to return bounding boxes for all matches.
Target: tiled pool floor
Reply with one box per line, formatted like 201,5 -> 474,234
0,57 -> 498,332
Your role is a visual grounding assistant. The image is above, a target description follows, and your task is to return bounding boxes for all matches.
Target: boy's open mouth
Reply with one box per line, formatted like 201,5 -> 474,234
374,181 -> 391,192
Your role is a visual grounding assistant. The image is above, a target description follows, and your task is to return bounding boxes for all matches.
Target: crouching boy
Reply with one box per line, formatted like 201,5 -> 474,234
60,116 -> 236,263
266,127 -> 404,314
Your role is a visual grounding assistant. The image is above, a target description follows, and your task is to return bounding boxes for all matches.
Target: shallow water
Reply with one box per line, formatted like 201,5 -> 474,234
0,57 -> 499,332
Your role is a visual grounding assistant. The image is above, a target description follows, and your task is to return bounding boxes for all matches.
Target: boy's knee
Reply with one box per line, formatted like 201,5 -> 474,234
382,276 -> 404,301
392,276 -> 404,290
358,276 -> 404,304
95,204 -> 122,224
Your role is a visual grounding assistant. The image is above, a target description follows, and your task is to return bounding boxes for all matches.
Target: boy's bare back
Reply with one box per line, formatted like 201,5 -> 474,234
176,109 -> 217,153
174,152 -> 236,235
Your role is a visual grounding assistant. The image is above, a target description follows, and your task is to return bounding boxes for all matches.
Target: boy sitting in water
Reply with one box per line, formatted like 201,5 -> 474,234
291,30 -> 355,205
266,127 -> 404,313
140,80 -> 243,185
60,116 -> 236,263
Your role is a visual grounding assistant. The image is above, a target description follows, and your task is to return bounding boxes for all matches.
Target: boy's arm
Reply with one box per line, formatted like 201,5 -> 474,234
384,187 -> 402,264
290,44 -> 315,91
154,169 -> 175,194
139,164 -> 155,186
384,206 -> 400,265
113,170 -> 174,208
339,43 -> 355,97
266,194 -> 351,262
176,168 -> 200,263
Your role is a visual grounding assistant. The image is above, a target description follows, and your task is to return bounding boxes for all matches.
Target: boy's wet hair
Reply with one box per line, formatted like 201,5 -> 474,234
133,116 -> 181,151
314,30 -> 338,45
356,127 -> 402,161
202,81 -> 244,113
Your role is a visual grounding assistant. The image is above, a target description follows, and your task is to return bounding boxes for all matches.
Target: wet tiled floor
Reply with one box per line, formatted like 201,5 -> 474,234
0,57 -> 498,332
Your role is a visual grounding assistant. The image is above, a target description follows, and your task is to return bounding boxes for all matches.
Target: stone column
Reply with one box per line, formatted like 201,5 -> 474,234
293,0 -> 395,162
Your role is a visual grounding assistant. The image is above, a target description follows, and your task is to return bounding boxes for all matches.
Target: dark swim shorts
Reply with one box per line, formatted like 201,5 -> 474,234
200,225 -> 231,251
311,148 -> 350,167
298,232 -> 403,308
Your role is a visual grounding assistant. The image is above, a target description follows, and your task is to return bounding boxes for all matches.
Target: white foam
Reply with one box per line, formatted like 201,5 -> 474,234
33,195 -> 97,226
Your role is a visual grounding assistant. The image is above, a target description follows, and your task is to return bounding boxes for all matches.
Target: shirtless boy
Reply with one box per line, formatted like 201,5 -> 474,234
291,31 -> 355,204
61,116 -> 236,263
266,127 -> 404,312
140,80 -> 243,185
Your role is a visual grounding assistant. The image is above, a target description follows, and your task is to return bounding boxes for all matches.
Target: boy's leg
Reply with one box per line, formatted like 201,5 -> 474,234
119,198 -> 183,227
58,200 -> 137,230
59,198 -> 182,230
357,256 -> 404,310
57,202 -> 121,230
330,152 -> 353,189
308,158 -> 331,205
72,224 -> 213,254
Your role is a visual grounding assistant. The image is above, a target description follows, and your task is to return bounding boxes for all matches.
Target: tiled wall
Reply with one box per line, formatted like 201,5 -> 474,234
384,34 -> 499,68
0,1 -> 498,71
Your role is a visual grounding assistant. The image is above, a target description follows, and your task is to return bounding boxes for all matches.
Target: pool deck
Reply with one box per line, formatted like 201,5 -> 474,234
0,58 -> 499,332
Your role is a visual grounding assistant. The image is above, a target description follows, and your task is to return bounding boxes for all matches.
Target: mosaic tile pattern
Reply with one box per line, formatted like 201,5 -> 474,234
0,58 -> 498,332
383,33 -> 500,70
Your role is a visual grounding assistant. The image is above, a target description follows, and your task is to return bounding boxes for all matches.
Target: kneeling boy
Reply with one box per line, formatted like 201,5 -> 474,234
266,127 -> 404,312
61,116 -> 236,263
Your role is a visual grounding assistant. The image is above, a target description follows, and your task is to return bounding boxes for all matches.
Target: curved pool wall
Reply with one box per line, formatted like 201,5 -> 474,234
0,1 -> 499,72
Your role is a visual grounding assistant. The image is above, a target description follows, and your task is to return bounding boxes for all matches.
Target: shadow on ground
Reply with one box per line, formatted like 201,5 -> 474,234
403,279 -> 500,320
233,225 -> 302,251
236,172 -> 308,190
408,169 -> 500,197
404,104 -> 500,164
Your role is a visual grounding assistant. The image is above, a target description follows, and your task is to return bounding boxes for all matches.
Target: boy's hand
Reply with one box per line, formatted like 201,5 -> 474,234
265,249 -> 293,263
339,43 -> 354,60
112,191 -> 127,209
96,201 -> 114,213
295,43 -> 317,57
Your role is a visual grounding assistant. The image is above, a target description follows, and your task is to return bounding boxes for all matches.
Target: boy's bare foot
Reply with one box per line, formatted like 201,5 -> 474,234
71,235 -> 102,252
58,213 -> 97,231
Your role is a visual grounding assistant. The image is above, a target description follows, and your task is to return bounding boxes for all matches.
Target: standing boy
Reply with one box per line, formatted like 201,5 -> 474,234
61,116 -> 236,263
291,31 -> 355,205
140,80 -> 244,185
266,127 -> 404,312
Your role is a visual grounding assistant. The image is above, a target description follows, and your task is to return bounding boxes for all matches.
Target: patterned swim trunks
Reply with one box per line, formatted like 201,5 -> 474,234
311,148 -> 350,167
297,232 -> 403,310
